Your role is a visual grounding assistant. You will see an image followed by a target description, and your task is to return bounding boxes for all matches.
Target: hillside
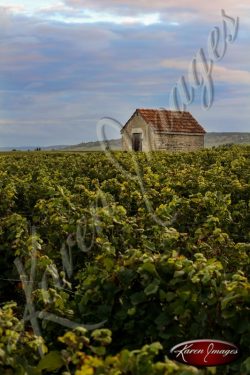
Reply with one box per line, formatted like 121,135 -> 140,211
205,132 -> 250,147
62,138 -> 122,151
63,132 -> 250,151
0,133 -> 249,152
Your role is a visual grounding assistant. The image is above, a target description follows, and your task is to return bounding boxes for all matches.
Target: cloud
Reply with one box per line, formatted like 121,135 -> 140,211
4,0 -> 249,26
160,58 -> 250,85
64,0 -> 250,21
214,66 -> 250,85
39,6 -> 162,25
0,3 -> 249,146
63,0 -> 238,11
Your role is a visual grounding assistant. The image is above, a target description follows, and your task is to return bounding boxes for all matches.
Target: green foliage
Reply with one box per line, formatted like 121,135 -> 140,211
37,351 -> 64,372
0,302 -> 47,374
0,145 -> 249,374
57,328 -> 203,375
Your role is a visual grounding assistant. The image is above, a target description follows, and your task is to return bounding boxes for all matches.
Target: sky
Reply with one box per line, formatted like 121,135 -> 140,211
0,1 -> 249,147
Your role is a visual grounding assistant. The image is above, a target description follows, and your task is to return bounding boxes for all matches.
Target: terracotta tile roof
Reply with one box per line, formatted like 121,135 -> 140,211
122,109 -> 206,134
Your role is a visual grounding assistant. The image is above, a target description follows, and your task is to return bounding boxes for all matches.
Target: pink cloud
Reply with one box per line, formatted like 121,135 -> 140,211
64,0 -> 249,18
160,58 -> 250,85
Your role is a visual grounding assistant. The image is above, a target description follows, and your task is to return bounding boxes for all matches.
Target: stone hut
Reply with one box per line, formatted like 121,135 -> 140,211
121,108 -> 206,152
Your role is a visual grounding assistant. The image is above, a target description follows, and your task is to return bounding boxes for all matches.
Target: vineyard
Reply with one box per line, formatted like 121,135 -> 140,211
0,145 -> 249,374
